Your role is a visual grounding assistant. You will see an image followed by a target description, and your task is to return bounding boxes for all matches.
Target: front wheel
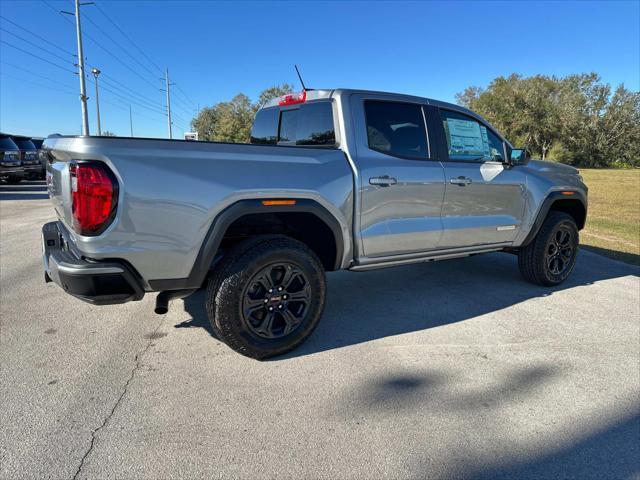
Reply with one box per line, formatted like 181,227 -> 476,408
206,236 -> 326,359
518,211 -> 579,286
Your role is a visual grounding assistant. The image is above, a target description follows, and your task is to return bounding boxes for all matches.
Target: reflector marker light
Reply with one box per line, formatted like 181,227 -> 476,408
261,200 -> 297,206
561,191 -> 575,196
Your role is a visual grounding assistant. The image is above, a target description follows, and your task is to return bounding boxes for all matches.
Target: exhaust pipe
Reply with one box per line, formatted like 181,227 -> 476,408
155,289 -> 197,315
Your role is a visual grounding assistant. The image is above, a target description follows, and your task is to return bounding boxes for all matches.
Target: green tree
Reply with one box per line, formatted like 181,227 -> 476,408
456,74 -> 561,160
191,84 -> 294,143
456,73 -> 640,167
557,74 -> 640,167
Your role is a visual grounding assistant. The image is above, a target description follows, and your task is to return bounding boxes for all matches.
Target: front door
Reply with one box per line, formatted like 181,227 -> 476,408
350,95 -> 445,258
436,108 -> 526,248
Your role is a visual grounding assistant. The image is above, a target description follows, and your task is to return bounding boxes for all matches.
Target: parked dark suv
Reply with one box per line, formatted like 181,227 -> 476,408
30,138 -> 46,179
12,136 -> 41,180
0,134 -> 23,184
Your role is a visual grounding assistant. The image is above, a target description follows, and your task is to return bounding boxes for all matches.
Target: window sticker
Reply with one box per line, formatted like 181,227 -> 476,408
447,118 -> 491,157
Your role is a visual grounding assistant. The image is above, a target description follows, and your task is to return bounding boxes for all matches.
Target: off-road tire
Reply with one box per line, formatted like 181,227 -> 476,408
518,211 -> 579,286
205,235 -> 326,359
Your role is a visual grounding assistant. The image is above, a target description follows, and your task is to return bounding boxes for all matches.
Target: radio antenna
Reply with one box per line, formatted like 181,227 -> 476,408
294,64 -> 308,91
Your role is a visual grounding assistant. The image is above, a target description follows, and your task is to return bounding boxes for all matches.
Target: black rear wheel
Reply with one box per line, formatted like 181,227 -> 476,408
518,212 -> 579,286
206,236 -> 326,359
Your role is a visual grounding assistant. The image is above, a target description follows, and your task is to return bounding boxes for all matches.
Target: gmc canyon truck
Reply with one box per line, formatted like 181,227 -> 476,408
42,89 -> 588,359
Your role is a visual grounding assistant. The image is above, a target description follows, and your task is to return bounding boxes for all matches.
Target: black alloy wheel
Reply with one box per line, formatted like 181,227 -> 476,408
242,262 -> 312,339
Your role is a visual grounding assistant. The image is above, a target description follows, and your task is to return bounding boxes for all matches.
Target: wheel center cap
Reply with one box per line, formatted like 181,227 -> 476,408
269,294 -> 283,303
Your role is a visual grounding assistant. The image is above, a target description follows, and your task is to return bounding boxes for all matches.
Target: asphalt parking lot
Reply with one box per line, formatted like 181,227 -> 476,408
1,180 -> 639,480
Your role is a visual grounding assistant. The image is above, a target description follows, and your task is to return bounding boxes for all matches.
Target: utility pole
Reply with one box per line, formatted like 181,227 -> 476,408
62,0 -> 93,135
129,105 -> 133,137
74,0 -> 89,135
163,68 -> 174,139
91,67 -> 101,135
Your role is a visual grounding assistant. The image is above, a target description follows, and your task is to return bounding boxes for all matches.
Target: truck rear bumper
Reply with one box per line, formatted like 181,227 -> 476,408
42,221 -> 145,305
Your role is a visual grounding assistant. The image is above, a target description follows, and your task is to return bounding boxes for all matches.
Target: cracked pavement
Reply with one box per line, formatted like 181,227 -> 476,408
2,183 -> 639,479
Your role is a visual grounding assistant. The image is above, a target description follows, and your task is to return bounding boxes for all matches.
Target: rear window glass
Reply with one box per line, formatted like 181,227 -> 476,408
250,101 -> 336,147
279,109 -> 298,144
364,101 -> 428,159
13,138 -> 36,150
295,102 -> 335,145
0,137 -> 18,150
250,108 -> 279,145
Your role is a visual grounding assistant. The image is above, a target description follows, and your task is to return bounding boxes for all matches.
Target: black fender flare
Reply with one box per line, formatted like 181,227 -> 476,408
521,190 -> 587,247
148,198 -> 345,291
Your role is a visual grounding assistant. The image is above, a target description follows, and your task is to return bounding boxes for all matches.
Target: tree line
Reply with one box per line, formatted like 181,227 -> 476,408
191,73 -> 639,168
456,73 -> 639,168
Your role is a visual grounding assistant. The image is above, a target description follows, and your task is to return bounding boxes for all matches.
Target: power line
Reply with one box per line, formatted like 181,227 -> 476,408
1,61 -> 76,90
97,81 -> 167,116
81,29 -> 161,92
43,0 -> 162,92
100,73 -> 164,109
0,27 -> 76,66
94,2 -> 164,75
0,72 -> 77,95
174,83 -> 198,109
0,14 -> 76,56
168,93 -> 196,115
99,76 -> 165,111
34,3 -> 167,113
81,12 -> 159,80
41,0 -> 75,26
0,40 -> 77,74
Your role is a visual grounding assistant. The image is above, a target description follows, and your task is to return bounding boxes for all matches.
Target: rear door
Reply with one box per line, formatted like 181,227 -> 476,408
434,108 -> 526,248
349,94 -> 445,258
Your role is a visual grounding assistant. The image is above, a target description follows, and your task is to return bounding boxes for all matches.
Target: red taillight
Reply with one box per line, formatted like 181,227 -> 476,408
278,91 -> 306,106
70,163 -> 117,235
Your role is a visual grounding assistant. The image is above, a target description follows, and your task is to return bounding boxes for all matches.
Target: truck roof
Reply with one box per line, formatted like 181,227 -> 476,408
261,88 -> 503,144
262,88 -> 478,117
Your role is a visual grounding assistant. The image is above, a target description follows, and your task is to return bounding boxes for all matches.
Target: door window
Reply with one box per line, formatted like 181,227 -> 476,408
440,109 -> 504,162
364,101 -> 428,159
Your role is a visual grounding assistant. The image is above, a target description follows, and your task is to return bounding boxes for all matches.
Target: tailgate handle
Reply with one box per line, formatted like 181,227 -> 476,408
369,175 -> 397,187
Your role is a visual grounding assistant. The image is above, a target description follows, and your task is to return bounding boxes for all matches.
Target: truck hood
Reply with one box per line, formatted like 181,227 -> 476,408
526,160 -> 579,176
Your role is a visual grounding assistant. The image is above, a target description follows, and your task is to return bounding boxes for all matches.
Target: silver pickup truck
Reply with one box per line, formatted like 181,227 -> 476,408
42,88 -> 588,359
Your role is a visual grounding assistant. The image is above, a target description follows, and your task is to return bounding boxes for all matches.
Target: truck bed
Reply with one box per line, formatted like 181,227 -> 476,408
44,136 -> 354,287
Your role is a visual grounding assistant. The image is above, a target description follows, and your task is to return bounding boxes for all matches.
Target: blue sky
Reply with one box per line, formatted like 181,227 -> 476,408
1,0 -> 638,138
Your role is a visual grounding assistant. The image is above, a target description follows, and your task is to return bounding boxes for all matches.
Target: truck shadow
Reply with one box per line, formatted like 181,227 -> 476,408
178,249 -> 638,357
0,181 -> 48,200
343,368 -> 638,479
447,409 -> 640,479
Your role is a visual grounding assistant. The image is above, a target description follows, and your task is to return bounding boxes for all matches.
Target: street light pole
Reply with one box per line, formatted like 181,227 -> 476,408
74,0 -> 90,135
91,67 -> 101,136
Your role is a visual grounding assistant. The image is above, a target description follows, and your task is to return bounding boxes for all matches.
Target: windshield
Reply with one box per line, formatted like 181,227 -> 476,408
13,138 -> 36,150
0,136 -> 19,151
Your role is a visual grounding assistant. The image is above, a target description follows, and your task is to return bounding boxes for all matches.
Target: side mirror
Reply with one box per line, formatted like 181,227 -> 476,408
510,148 -> 530,165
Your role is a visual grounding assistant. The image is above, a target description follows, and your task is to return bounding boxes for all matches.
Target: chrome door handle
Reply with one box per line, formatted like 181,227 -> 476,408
450,176 -> 472,186
369,175 -> 397,187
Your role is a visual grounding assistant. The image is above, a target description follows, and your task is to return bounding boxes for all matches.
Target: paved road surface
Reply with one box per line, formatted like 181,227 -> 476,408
1,181 -> 639,479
